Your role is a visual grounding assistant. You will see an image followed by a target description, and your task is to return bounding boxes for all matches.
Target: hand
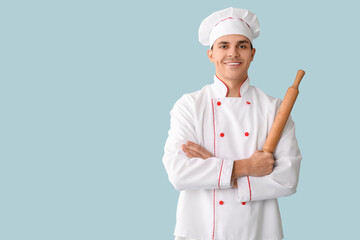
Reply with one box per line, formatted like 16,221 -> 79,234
246,150 -> 275,177
232,150 -> 275,180
182,141 -> 213,159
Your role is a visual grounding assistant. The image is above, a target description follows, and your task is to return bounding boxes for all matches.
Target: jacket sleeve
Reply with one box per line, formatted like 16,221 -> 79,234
236,102 -> 302,202
162,95 -> 234,191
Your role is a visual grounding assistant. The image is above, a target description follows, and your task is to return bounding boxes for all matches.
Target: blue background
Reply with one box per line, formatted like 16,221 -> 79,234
1,0 -> 359,239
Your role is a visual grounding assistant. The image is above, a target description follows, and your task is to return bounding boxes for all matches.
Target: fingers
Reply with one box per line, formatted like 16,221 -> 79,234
187,141 -> 212,157
254,150 -> 273,158
182,143 -> 204,159
182,141 -> 213,159
182,145 -> 200,158
253,150 -> 274,160
190,141 -> 213,158
248,150 -> 275,176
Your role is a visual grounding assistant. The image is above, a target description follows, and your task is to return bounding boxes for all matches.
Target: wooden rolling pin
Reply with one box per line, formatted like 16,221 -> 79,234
262,70 -> 305,153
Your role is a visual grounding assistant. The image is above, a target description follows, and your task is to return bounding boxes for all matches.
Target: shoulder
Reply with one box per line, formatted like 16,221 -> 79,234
171,84 -> 211,114
173,84 -> 211,108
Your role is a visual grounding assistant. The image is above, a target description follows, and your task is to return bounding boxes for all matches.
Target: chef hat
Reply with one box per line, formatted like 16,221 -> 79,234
198,7 -> 260,48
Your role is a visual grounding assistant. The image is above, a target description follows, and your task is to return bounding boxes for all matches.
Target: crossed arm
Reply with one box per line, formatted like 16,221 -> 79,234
164,95 -> 301,200
182,141 -> 275,188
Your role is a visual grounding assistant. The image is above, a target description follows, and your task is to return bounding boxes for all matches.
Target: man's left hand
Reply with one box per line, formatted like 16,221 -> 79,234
182,141 -> 213,159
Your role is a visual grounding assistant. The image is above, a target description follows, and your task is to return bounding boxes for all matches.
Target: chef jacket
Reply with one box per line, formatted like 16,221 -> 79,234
163,75 -> 302,240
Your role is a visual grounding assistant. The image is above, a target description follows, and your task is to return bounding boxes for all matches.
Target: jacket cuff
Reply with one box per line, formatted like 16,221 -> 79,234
217,159 -> 234,189
236,176 -> 251,202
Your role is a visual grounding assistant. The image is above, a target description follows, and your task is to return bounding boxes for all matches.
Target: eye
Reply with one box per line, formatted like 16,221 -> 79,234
219,45 -> 227,49
238,45 -> 247,49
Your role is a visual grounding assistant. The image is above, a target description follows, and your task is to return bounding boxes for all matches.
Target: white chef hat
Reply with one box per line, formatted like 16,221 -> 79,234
198,7 -> 260,48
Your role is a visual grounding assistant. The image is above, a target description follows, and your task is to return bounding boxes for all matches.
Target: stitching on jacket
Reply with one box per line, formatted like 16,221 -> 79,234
247,176 -> 252,201
211,99 -> 216,240
218,160 -> 224,189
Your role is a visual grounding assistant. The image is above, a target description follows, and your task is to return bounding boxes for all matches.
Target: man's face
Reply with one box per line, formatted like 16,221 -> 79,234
207,34 -> 256,83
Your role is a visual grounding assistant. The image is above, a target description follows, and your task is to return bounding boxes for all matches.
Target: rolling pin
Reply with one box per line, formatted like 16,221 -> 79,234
262,70 -> 305,153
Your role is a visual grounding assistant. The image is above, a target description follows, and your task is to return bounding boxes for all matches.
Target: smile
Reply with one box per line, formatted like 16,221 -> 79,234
225,62 -> 241,66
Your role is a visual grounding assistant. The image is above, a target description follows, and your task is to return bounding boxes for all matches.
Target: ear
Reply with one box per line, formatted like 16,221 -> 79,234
251,48 -> 256,61
207,49 -> 215,63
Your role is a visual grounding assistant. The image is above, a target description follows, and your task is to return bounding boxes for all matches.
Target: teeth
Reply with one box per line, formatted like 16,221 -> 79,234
226,63 -> 240,65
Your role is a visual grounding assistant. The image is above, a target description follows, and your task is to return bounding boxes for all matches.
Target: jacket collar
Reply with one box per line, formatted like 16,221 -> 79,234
212,75 -> 250,98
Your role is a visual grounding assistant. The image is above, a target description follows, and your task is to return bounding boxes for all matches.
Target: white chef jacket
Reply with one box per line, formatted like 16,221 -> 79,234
163,75 -> 302,240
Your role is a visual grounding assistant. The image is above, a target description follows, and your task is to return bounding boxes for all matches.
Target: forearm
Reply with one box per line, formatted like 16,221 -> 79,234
163,149 -> 234,191
232,151 -> 274,180
236,155 -> 301,202
236,118 -> 302,202
231,159 -> 250,180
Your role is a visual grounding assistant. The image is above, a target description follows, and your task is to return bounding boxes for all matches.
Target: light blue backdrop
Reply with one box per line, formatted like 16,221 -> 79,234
1,0 -> 359,239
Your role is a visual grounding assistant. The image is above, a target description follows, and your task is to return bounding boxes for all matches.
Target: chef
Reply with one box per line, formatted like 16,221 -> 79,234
163,7 -> 302,240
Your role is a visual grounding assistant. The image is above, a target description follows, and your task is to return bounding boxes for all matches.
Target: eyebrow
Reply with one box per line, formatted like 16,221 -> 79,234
217,40 -> 250,45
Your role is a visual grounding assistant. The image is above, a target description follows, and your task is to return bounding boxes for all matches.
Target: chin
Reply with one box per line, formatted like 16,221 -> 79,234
226,74 -> 245,81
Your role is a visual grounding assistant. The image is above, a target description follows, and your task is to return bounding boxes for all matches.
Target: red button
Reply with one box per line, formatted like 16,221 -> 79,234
242,202 -> 246,205
220,133 -> 225,137
246,101 -> 251,104
217,101 -> 221,106
245,132 -> 249,137
219,201 -> 224,205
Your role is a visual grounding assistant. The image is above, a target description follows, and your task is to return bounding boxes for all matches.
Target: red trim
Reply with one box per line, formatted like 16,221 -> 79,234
247,176 -> 252,201
212,189 -> 216,240
218,160 -> 224,189
215,17 -> 251,29
215,75 -> 248,97
211,99 -> 216,156
211,99 -> 217,240
215,74 -> 229,97
238,78 -> 248,97
238,18 -> 251,29
211,99 -> 216,240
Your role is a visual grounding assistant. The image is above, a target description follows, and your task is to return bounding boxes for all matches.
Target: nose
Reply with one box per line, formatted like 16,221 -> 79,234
227,46 -> 239,57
